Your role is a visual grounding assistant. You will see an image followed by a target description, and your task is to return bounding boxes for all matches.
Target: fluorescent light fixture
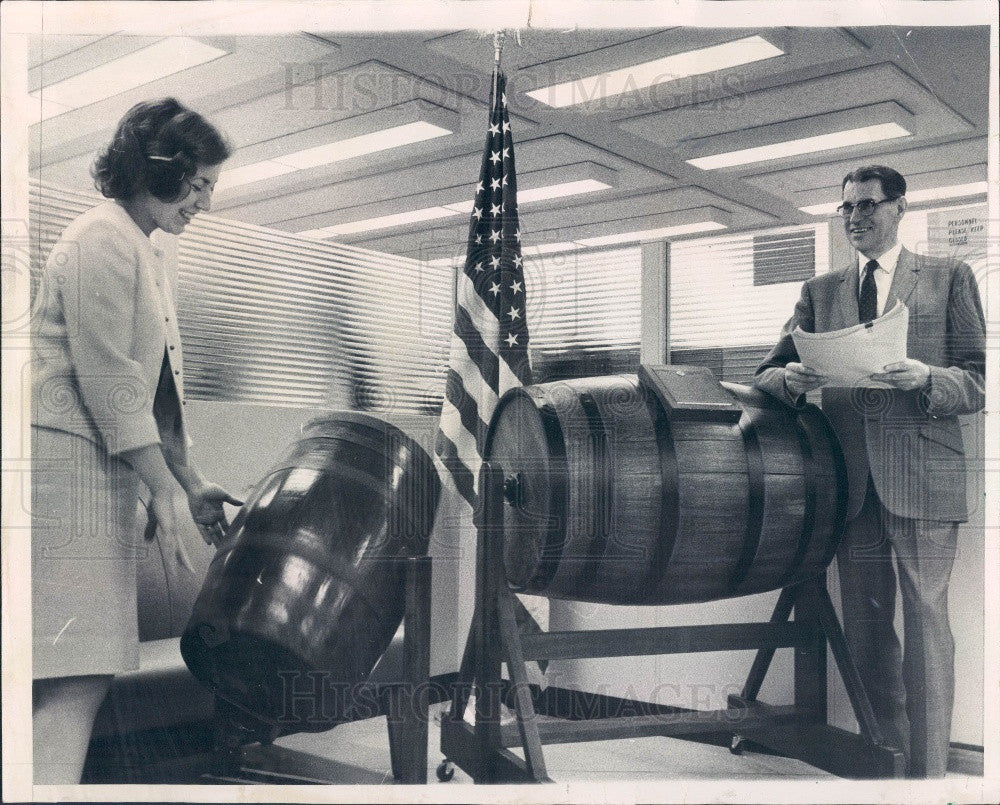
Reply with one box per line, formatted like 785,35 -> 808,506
905,181 -> 988,204
214,161 -> 298,190
687,122 -> 912,170
527,241 -> 587,256
30,38 -> 227,122
216,121 -> 452,192
443,179 -> 613,215
798,201 -> 839,217
576,221 -> 727,247
519,179 -> 612,204
300,178 -> 612,239
526,35 -> 784,108
300,206 -> 457,239
799,181 -> 989,216
424,219 -> 726,262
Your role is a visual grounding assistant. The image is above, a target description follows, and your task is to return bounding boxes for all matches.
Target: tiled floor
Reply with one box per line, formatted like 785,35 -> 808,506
213,703 -> 837,785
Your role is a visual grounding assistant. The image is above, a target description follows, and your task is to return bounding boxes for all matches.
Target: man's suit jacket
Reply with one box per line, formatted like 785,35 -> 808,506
32,201 -> 190,463
754,247 -> 985,522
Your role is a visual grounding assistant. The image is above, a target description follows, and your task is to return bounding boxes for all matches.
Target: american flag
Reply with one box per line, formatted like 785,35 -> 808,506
435,69 -> 531,507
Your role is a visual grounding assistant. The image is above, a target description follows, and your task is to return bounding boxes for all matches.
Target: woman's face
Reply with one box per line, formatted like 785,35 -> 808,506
139,163 -> 222,235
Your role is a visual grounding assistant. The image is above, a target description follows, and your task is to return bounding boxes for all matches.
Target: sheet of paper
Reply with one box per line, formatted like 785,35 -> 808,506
791,301 -> 909,387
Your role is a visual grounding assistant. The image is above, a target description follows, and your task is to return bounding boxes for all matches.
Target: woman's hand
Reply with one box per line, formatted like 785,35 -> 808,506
186,482 -> 244,545
149,489 -> 195,572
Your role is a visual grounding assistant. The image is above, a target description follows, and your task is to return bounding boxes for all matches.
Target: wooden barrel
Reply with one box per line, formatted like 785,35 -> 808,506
180,413 -> 440,731
485,372 -> 847,606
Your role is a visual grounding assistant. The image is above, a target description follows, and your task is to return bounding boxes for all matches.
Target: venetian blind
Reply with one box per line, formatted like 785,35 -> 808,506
669,224 -> 829,384
522,245 -> 642,381
28,179 -> 453,414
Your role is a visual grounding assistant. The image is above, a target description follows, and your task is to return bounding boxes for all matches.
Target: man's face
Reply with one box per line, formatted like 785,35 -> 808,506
842,178 -> 906,259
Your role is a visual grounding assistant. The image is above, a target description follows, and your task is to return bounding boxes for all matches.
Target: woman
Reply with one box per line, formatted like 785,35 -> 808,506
31,98 -> 242,783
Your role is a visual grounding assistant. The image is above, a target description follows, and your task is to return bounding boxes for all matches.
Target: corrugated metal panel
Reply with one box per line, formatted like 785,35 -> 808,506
28,179 -> 453,414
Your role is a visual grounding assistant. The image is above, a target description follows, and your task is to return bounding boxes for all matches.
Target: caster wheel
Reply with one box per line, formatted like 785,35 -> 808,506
436,760 -> 455,782
730,734 -> 745,755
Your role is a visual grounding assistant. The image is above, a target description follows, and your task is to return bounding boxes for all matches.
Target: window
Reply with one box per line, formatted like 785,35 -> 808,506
522,245 -> 642,382
669,224 -> 829,384
28,179 -> 453,414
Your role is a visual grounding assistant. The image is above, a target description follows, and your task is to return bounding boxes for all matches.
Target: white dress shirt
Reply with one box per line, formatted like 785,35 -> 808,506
858,241 -> 903,318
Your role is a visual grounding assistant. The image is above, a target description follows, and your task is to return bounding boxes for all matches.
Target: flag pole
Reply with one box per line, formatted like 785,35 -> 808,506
492,31 -> 505,102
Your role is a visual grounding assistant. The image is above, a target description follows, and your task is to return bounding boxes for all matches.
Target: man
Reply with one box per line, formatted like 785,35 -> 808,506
754,165 -> 985,778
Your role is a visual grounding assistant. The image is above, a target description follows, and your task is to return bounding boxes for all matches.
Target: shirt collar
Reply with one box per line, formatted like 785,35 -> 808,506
858,241 -> 902,277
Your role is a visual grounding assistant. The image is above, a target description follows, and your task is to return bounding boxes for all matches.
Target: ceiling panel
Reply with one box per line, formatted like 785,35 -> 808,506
746,137 -> 989,208
510,28 -> 867,115
357,185 -> 774,260
25,26 -> 989,258
29,35 -> 152,91
221,132 -> 672,230
620,62 -> 973,149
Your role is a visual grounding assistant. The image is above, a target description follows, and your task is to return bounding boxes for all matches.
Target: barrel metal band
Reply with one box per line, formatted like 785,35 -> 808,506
578,391 -> 612,593
642,384 -> 680,600
531,396 -> 569,592
818,410 -> 851,570
732,413 -> 766,592
776,412 -> 818,588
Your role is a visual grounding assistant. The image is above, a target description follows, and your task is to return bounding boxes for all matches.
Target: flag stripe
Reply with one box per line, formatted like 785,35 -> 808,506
453,300 -> 501,396
434,430 -> 477,507
439,397 -> 481,480
443,368 -> 490,449
457,272 -> 501,348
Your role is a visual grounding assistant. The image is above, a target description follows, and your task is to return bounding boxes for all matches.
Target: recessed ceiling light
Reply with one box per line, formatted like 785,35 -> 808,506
300,206 -> 458,239
300,179 -> 612,239
575,221 -> 727,247
687,122 -> 912,170
526,35 -> 784,108
30,38 -> 228,122
214,161 -> 299,191
526,241 -> 588,256
216,121 -> 453,191
798,181 -> 989,216
904,181 -> 988,204
518,179 -> 612,204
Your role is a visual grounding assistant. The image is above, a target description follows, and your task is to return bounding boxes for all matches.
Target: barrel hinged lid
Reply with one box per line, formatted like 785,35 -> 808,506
639,364 -> 742,423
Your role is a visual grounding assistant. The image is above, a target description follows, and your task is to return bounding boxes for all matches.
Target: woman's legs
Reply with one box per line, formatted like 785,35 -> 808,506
33,674 -> 112,783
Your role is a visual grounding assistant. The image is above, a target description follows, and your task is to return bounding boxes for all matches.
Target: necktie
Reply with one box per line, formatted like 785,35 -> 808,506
859,259 -> 878,323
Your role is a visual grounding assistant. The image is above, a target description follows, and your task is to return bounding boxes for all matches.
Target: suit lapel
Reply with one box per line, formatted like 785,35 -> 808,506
886,247 -> 919,313
836,263 -> 859,328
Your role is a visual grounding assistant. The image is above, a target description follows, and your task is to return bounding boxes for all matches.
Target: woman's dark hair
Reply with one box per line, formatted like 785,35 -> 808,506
92,97 -> 231,202
841,165 -> 907,200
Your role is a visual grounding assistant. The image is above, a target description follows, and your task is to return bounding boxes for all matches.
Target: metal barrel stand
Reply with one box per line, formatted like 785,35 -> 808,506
438,463 -> 905,783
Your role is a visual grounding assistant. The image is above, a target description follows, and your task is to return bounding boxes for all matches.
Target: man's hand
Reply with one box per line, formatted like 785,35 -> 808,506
870,359 -> 931,391
187,482 -> 244,545
784,362 -> 827,397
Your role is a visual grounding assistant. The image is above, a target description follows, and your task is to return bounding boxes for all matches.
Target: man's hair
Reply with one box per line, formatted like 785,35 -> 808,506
841,165 -> 907,199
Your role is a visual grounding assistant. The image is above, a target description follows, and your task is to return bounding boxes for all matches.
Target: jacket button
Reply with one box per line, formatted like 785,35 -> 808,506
169,345 -> 175,350
174,370 -> 180,376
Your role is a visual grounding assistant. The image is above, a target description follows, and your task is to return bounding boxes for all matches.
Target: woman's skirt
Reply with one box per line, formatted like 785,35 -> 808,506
32,426 -> 142,679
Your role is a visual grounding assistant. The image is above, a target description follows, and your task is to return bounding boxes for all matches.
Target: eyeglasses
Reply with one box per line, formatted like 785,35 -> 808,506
835,198 -> 898,218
